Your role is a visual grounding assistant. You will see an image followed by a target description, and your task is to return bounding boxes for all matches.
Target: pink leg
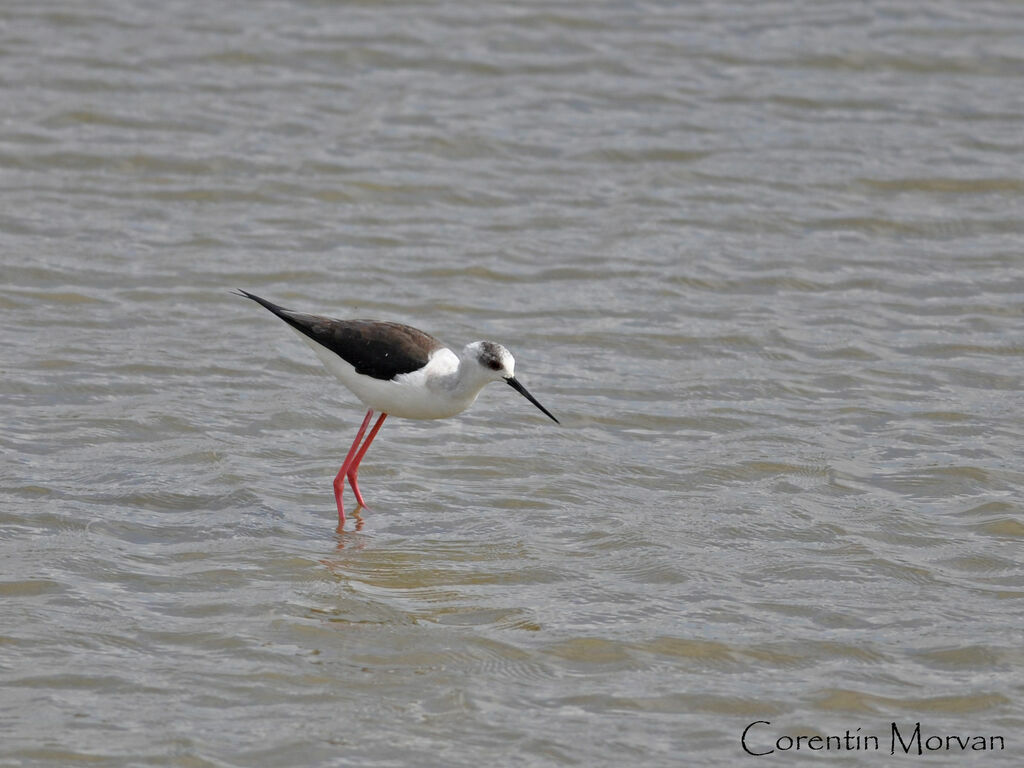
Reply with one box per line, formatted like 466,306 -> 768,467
333,409 -> 374,527
348,413 -> 387,509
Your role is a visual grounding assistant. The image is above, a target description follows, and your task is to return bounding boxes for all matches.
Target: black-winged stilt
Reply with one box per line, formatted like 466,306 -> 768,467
235,290 -> 558,527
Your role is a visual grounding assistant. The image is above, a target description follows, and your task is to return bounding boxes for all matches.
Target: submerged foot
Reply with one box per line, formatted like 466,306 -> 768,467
348,471 -> 370,511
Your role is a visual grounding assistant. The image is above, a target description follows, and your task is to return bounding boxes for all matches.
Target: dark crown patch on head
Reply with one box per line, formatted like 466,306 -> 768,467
479,341 -> 505,371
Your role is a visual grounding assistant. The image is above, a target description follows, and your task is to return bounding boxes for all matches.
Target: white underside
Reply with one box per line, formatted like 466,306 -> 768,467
296,331 -> 485,419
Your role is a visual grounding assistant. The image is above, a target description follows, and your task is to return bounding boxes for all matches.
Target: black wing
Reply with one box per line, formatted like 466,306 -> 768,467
236,290 -> 443,381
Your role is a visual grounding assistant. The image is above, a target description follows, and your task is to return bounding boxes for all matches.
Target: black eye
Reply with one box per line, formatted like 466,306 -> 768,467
486,358 -> 502,371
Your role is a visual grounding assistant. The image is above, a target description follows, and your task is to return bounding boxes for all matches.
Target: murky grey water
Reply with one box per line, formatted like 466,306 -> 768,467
3,1 -> 1023,765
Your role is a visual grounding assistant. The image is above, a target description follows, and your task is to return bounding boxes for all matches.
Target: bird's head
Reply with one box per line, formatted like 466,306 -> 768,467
465,340 -> 516,382
463,341 -> 558,424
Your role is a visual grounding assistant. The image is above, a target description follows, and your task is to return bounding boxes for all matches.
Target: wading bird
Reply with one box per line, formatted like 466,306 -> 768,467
235,290 -> 558,527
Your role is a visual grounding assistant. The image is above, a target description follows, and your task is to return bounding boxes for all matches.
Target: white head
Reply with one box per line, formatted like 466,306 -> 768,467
461,341 -> 558,423
464,340 -> 516,381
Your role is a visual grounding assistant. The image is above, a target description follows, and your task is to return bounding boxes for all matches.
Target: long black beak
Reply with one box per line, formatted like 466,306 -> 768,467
506,377 -> 559,424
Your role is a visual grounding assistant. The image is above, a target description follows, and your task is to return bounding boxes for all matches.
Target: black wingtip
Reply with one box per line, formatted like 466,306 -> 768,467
232,289 -> 292,315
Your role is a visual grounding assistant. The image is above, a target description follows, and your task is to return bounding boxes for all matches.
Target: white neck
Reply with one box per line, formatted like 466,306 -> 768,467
394,347 -> 492,419
447,350 -> 493,400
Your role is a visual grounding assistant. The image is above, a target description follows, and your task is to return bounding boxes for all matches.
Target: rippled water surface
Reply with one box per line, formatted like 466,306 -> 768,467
3,1 -> 1024,765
